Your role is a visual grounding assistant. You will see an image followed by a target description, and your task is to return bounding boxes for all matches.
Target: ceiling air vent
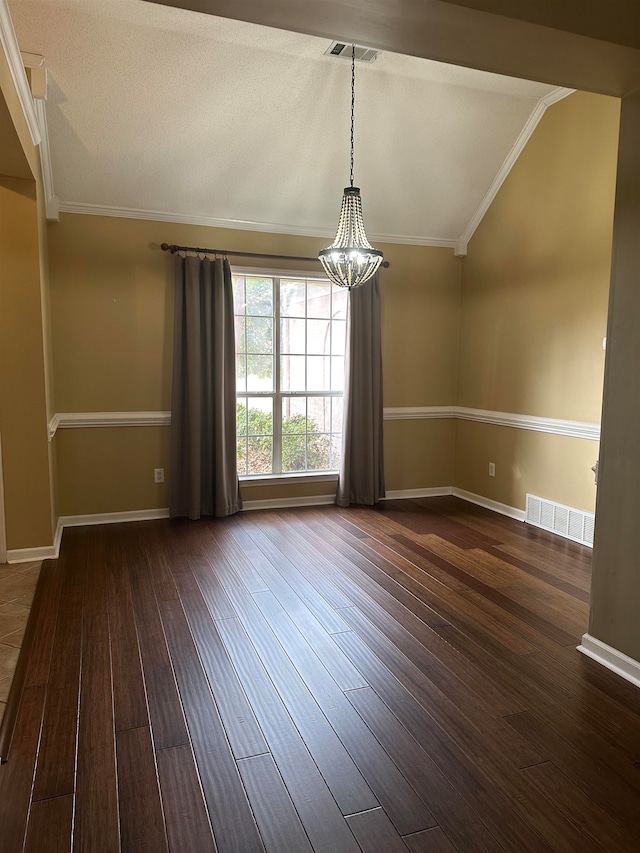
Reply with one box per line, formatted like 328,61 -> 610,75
325,41 -> 380,63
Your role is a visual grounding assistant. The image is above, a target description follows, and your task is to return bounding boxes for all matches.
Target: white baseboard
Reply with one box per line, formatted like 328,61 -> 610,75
59,508 -> 171,529
452,487 -> 526,522
578,633 -> 640,690
382,487 -> 453,500
6,544 -> 58,563
241,494 -> 335,511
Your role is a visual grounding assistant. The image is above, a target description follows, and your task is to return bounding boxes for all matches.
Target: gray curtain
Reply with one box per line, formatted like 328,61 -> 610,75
336,272 -> 385,507
170,255 -> 241,519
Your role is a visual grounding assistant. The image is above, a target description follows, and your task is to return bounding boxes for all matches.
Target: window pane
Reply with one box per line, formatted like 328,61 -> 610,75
331,286 -> 348,319
331,356 -> 344,391
307,433 -> 332,471
282,433 -> 306,473
236,354 -> 247,393
307,356 -> 330,391
246,355 -> 273,391
307,396 -> 331,433
246,397 -> 273,436
232,276 -> 246,314
247,436 -> 273,474
331,320 -> 346,356
280,317 -> 306,354
237,437 -> 248,476
246,316 -> 273,354
282,397 -> 306,433
331,396 -> 343,432
280,279 -> 306,317
281,355 -> 306,391
236,400 -> 248,437
329,434 -> 342,470
235,316 -> 246,353
307,282 -> 331,319
307,319 -> 330,355
245,278 -> 273,316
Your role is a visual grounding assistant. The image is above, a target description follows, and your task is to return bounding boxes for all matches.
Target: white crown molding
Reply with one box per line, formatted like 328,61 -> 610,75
454,406 -> 600,440
47,407 -> 599,442
0,0 -> 41,146
33,98 -> 59,221
384,406 -> 457,420
578,634 -> 640,690
452,487 -> 526,521
458,86 -> 575,251
56,201 -> 459,250
53,411 -> 171,434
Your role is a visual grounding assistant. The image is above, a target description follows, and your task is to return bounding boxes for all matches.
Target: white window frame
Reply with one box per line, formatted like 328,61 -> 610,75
233,267 -> 346,482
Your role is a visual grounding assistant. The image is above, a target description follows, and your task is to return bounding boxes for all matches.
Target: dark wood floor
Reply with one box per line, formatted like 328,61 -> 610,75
1,497 -> 640,852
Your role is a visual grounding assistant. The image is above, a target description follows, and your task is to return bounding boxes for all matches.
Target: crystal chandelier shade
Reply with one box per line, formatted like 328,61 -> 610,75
319,46 -> 383,290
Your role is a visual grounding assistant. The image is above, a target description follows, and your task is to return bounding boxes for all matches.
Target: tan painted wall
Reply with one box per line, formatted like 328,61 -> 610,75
0,177 -> 53,549
589,90 -> 640,661
456,91 -> 620,513
48,214 -> 460,515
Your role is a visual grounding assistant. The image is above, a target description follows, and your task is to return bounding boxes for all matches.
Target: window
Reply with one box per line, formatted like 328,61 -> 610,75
233,271 -> 347,477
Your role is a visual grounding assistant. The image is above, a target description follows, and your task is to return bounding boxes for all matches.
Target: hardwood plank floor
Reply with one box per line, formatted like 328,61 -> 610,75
1,497 -> 640,852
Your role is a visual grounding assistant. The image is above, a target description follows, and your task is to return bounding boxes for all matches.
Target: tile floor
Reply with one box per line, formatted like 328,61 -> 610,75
0,562 -> 42,718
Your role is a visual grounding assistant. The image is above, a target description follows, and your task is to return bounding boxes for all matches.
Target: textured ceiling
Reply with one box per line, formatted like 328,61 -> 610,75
8,0 -> 562,245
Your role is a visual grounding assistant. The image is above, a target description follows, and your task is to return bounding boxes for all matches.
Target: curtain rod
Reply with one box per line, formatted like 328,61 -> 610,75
160,242 -> 390,268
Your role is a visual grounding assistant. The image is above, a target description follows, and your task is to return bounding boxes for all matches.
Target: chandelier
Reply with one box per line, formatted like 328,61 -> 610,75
318,45 -> 383,289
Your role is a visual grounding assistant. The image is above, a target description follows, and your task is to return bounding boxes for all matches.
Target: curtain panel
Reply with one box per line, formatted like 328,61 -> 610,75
336,272 -> 385,507
170,255 -> 241,519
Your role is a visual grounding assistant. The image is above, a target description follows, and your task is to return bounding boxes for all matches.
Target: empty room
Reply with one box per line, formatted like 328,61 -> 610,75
1,1 -> 640,851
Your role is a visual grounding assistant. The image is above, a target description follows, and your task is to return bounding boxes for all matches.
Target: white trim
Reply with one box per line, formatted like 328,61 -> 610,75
452,487 -> 526,521
53,517 -> 63,554
454,407 -> 599,440
48,413 -> 60,440
578,634 -> 640,690
382,487 -> 453,500
459,87 -> 574,250
54,411 -> 171,430
33,98 -> 59,221
7,544 -> 57,563
56,201 -> 459,250
241,472 -> 338,488
241,494 -> 335,511
47,407 -> 600,442
383,406 -> 599,440
384,406 -> 456,421
0,0 -> 41,145
59,508 -> 170,529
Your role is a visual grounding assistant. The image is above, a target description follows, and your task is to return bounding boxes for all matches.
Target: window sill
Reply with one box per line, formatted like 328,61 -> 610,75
239,472 -> 339,488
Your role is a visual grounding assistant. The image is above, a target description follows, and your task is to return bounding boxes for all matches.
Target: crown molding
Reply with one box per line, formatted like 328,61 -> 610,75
457,86 -> 575,253
0,0 -> 41,145
47,406 -> 599,441
33,98 -> 59,220
56,201 -> 459,250
454,406 -> 599,440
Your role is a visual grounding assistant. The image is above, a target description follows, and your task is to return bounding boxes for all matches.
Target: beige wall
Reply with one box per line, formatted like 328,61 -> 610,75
590,90 -> 640,661
456,91 -> 620,513
0,176 -> 53,549
0,41 -> 56,554
48,214 -> 460,515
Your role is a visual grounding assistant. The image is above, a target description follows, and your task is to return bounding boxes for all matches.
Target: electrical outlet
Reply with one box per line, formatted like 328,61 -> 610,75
154,468 -> 165,484
488,462 -> 495,477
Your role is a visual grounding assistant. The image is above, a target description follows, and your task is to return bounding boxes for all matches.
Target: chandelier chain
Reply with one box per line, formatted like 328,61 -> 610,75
350,44 -> 355,188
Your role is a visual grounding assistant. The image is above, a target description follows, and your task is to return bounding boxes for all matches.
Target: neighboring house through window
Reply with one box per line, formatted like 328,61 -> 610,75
233,270 -> 347,477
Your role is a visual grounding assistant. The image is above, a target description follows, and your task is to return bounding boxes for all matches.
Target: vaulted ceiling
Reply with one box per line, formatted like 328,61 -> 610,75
8,0 -> 570,249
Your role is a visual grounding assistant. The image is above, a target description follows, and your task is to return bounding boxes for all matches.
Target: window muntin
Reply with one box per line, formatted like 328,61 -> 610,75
234,272 -> 346,476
